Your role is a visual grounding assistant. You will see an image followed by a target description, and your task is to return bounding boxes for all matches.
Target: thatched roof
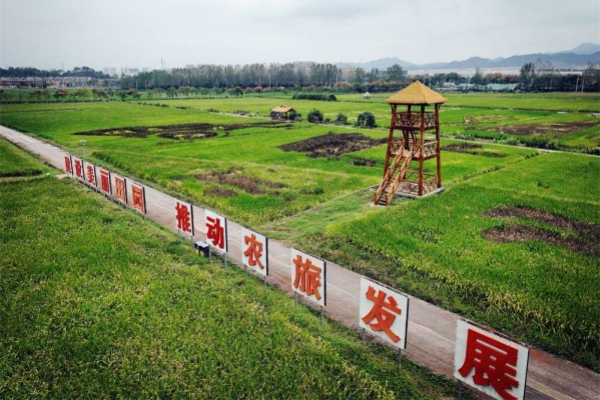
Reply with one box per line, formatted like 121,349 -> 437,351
272,106 -> 294,113
385,81 -> 447,105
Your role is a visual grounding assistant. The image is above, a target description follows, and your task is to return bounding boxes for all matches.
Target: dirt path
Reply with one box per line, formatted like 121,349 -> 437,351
1,125 -> 598,400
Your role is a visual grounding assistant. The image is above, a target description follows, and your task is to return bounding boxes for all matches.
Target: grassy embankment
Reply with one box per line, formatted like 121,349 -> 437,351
0,143 -> 463,399
295,152 -> 600,371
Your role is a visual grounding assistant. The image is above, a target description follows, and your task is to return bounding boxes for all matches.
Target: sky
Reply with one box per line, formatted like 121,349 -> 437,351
1,0 -> 598,70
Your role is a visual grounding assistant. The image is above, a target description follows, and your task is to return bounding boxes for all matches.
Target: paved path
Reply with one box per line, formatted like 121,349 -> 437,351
1,125 -> 598,400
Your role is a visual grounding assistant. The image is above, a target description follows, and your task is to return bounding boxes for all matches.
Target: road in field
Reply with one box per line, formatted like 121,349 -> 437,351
1,125 -> 598,400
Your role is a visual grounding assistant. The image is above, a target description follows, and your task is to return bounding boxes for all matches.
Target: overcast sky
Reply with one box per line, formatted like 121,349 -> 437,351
1,0 -> 598,70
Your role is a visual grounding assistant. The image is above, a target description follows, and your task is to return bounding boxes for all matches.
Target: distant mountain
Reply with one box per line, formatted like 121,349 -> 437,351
562,42 -> 600,55
416,52 -> 599,70
343,43 -> 600,72
337,57 -> 416,71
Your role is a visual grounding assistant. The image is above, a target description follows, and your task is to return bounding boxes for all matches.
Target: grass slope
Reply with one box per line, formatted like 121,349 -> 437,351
300,152 -> 600,371
0,137 -> 51,178
0,171 -> 461,397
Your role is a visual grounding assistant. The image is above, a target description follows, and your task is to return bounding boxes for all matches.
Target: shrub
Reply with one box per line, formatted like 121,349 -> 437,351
356,112 -> 376,128
289,110 -> 302,121
307,109 -> 324,124
335,113 -> 348,125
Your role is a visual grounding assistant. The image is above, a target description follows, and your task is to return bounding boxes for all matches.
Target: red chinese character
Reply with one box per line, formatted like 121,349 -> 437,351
361,286 -> 401,343
100,170 -> 110,193
132,185 -> 145,213
206,216 -> 224,248
244,234 -> 264,269
115,177 -> 126,203
176,202 -> 192,233
293,255 -> 322,299
64,156 -> 72,174
74,160 -> 83,178
86,165 -> 96,185
458,329 -> 520,400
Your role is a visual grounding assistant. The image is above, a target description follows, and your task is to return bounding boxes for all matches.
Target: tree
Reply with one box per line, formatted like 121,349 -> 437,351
471,68 -> 484,88
581,62 -> 600,92
307,109 -> 324,124
166,87 -> 178,98
354,68 -> 366,84
357,112 -> 376,128
335,113 -> 348,125
519,63 -> 536,91
386,64 -> 405,81
366,68 -> 380,83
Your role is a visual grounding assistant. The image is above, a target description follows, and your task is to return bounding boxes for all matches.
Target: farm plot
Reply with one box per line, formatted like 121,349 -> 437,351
298,152 -> 600,371
0,151 -> 461,399
145,95 -> 600,150
0,102 -> 536,226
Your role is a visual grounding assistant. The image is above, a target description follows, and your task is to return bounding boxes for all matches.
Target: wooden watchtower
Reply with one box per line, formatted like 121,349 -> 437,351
374,81 -> 447,206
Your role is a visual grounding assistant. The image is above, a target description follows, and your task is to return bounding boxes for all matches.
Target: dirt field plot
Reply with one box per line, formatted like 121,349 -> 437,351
279,132 -> 387,158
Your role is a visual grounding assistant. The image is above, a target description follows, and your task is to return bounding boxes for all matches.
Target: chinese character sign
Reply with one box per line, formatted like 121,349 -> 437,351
84,162 -> 97,187
291,249 -> 326,307
359,278 -> 409,349
174,199 -> 194,236
131,184 -> 146,214
99,168 -> 111,195
64,155 -> 73,175
73,157 -> 84,180
205,210 -> 227,251
114,175 -> 127,204
454,320 -> 529,400
241,227 -> 268,276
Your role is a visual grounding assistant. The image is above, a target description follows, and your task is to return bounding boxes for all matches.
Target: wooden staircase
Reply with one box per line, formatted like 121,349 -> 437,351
374,140 -> 417,206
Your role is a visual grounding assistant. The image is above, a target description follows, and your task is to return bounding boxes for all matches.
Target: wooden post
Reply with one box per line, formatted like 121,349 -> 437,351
418,105 -> 425,196
435,103 -> 442,189
382,104 -> 397,180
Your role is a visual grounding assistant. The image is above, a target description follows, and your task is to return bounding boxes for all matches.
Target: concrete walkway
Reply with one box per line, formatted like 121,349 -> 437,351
1,125 -> 598,400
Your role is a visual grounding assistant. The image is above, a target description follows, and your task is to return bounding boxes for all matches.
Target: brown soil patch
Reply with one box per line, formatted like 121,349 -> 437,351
489,121 -> 599,136
74,121 -> 293,140
487,206 -> 600,241
442,142 -> 507,158
482,225 -> 600,257
204,186 -> 238,198
483,205 -> 600,256
279,132 -> 387,158
196,167 -> 287,195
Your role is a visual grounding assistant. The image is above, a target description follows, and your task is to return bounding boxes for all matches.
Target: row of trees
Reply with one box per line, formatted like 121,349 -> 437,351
0,66 -> 110,79
118,63 -> 409,90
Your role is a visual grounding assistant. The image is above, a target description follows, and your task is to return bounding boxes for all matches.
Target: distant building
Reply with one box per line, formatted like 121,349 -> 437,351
484,83 -> 518,91
271,106 -> 295,121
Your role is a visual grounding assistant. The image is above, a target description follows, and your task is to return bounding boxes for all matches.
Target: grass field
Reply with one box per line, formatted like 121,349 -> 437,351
0,153 -> 462,398
296,152 -> 600,370
0,102 -> 538,226
0,137 -> 52,178
1,95 -> 598,371
145,94 -> 600,150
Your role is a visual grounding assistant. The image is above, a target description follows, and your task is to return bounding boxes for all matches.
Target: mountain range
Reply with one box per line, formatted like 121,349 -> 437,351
343,43 -> 600,71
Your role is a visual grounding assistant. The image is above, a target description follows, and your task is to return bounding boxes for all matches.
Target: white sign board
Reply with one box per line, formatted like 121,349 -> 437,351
241,227 -> 268,277
83,162 -> 97,187
291,248 -> 326,307
205,210 -> 227,251
359,278 -> 409,349
72,157 -> 84,181
454,319 -> 529,400
174,199 -> 194,236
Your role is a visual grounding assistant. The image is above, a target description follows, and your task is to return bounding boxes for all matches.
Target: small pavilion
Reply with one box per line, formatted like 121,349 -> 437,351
373,81 -> 447,205
363,92 -> 372,99
270,106 -> 295,121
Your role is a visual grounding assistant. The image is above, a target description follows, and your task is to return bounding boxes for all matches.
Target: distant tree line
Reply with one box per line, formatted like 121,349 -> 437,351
0,66 -> 110,79
119,63 -> 410,91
